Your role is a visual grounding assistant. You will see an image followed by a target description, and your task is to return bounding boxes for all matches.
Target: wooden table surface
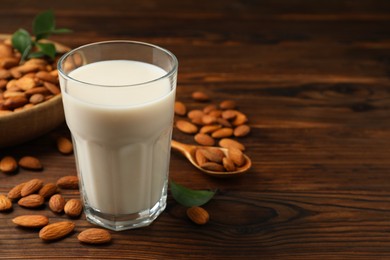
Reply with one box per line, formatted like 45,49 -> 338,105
1,0 -> 390,259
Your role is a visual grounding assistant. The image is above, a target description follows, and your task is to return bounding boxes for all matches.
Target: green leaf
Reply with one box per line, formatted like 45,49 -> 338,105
34,42 -> 56,59
10,10 -> 72,63
170,180 -> 216,207
33,10 -> 55,41
12,29 -> 32,61
27,51 -> 46,59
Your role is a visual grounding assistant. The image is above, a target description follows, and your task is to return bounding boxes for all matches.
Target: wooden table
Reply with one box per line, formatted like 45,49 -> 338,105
1,0 -> 390,259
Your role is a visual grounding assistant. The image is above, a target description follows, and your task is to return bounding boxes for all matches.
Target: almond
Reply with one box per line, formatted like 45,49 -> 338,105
0,194 -> 12,211
0,43 -> 13,58
200,148 -> 225,163
8,182 -> 26,200
232,111 -> 248,126
9,68 -> 22,79
176,120 -> 198,134
49,194 -> 66,213
21,178 -> 44,197
187,109 -> 204,120
191,91 -> 210,102
194,133 -> 215,146
18,156 -> 43,171
203,104 -> 217,114
14,63 -> 40,74
211,128 -> 234,139
222,157 -> 236,172
57,175 -> 79,189
25,86 -> 50,96
56,136 -> 73,154
3,90 -> 24,99
200,162 -> 225,172
221,110 -> 237,120
190,115 -> 204,125
50,69 -> 58,77
186,109 -> 203,124
29,93 -> 45,104
195,149 -> 207,166
216,117 -> 232,128
18,194 -> 45,208
39,221 -> 75,241
64,199 -> 83,218
186,206 -> 209,225
43,81 -> 60,95
0,57 -> 19,69
0,69 -> 11,79
16,77 -> 36,91
35,71 -> 58,84
208,109 -> 222,118
78,228 -> 112,244
174,101 -> 187,116
12,215 -> 49,228
199,125 -> 221,134
0,78 -> 8,89
6,79 -> 19,89
228,147 -> 246,167
25,58 -> 48,67
0,156 -> 18,173
219,138 -> 245,151
201,114 -> 217,125
3,95 -> 28,109
38,183 -> 58,199
220,100 -> 236,110
234,124 -> 251,137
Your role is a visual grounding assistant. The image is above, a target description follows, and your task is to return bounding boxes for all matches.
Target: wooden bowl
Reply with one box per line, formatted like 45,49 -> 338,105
0,35 -> 70,148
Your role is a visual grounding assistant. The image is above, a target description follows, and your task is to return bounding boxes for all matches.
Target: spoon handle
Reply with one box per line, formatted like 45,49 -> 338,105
171,139 -> 185,153
171,139 -> 190,154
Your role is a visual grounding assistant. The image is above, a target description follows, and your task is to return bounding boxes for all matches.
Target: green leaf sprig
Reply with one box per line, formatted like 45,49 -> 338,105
170,180 -> 216,207
11,10 -> 71,62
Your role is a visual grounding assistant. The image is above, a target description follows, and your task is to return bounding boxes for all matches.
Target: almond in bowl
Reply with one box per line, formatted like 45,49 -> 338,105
0,34 -> 69,148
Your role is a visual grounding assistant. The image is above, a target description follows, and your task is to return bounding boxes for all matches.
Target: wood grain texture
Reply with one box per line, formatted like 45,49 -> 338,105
1,0 -> 390,259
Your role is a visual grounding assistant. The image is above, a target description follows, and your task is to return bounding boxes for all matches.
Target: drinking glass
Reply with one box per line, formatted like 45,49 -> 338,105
58,41 -> 178,231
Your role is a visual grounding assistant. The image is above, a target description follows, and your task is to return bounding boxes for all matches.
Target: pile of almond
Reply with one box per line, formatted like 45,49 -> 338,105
0,174 -> 111,244
0,136 -> 111,244
0,40 -> 62,115
175,91 -> 251,172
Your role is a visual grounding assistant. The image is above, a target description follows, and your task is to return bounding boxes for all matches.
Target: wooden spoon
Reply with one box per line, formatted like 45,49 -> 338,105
171,140 -> 252,177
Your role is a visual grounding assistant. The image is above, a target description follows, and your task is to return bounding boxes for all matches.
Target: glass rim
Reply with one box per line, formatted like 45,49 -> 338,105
57,40 -> 178,88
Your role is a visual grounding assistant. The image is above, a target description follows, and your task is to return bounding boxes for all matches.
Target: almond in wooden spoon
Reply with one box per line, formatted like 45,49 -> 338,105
171,140 -> 251,177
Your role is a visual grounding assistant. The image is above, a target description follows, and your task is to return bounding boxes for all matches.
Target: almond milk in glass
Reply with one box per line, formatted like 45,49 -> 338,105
58,41 -> 178,231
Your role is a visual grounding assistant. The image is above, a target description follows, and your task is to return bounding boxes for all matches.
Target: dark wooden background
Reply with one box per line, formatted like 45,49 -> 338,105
1,0 -> 390,259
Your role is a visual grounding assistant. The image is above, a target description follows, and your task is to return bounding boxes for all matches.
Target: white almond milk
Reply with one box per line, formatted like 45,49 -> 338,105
61,60 -> 175,215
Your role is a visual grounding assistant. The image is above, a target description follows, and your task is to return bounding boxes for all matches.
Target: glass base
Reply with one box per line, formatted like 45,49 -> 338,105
84,195 -> 167,231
